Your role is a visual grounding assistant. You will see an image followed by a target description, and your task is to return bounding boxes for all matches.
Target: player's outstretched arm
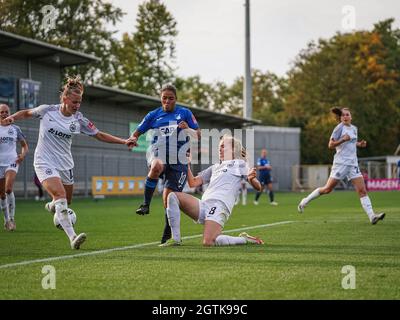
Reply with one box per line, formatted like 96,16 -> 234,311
187,165 -> 203,188
248,167 -> 262,192
94,131 -> 129,146
0,109 -> 34,125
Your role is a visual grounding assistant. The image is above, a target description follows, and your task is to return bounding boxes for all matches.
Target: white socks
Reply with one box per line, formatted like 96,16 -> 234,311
360,196 -> 375,220
242,188 -> 247,205
54,198 -> 76,241
304,188 -> 321,205
215,235 -> 247,246
166,193 -> 181,242
1,198 -> 9,222
6,192 -> 15,220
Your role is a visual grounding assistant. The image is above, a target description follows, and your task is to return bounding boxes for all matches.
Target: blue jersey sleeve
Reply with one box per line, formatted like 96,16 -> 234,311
185,109 -> 199,130
137,110 -> 157,134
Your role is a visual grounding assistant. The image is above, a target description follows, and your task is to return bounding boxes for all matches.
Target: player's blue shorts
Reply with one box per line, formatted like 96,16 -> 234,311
258,173 -> 272,185
161,163 -> 188,192
148,145 -> 188,192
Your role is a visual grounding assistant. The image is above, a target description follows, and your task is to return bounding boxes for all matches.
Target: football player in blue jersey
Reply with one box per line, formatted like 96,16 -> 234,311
254,149 -> 278,206
129,84 -> 201,244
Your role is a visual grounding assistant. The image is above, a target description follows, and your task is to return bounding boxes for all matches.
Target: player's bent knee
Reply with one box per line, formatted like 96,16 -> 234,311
358,189 -> 367,198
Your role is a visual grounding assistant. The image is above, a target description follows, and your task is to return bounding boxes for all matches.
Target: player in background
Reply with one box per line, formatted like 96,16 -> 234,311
1,76 -> 134,248
235,178 -> 248,206
161,134 -> 264,247
254,149 -> 278,206
297,107 -> 385,225
129,84 -> 201,244
0,104 -> 28,231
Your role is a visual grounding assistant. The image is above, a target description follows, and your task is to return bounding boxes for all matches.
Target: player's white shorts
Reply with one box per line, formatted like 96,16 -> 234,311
330,163 -> 362,181
35,166 -> 74,185
195,199 -> 230,228
0,163 -> 19,179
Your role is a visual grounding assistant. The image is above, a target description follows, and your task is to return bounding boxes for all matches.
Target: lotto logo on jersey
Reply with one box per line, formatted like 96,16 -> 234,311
0,137 -> 13,144
48,128 -> 72,139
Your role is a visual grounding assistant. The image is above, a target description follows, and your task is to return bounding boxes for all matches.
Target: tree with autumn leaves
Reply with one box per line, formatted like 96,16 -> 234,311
280,19 -> 400,163
0,1 -> 398,164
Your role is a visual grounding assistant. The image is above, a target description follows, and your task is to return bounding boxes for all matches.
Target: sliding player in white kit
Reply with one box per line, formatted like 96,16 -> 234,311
0,104 -> 28,231
1,76 -> 134,249
161,134 -> 264,247
297,107 -> 385,225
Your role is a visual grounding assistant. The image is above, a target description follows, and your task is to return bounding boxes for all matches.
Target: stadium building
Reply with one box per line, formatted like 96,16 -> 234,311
0,30 -> 300,197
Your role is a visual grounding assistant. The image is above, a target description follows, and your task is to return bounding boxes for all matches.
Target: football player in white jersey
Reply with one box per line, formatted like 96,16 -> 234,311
0,104 -> 28,231
1,76 -> 134,249
297,107 -> 385,225
161,134 -> 264,247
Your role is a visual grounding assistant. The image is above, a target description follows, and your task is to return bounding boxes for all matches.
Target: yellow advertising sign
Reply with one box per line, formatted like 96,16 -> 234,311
92,176 -> 148,196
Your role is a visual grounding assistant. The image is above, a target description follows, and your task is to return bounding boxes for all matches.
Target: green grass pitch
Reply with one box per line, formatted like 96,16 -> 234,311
0,191 -> 399,299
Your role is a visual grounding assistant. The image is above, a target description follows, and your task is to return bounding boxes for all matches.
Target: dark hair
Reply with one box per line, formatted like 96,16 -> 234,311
161,83 -> 177,98
331,106 -> 350,122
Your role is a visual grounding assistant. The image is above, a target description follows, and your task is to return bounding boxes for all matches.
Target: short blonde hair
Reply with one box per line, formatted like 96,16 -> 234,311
221,134 -> 247,160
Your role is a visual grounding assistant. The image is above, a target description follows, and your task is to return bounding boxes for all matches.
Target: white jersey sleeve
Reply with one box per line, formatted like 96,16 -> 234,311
13,125 -> 26,141
31,104 -> 58,119
199,165 -> 213,184
76,113 -> 99,136
330,123 -> 344,141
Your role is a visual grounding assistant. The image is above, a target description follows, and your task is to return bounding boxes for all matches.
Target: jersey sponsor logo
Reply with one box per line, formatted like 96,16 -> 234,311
175,114 -> 182,120
69,122 -> 77,132
45,168 -> 53,175
48,128 -> 72,139
158,124 -> 178,137
8,128 -> 14,135
0,136 -> 13,143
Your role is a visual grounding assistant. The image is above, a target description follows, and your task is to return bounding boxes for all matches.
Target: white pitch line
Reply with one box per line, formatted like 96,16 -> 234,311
0,220 -> 294,270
